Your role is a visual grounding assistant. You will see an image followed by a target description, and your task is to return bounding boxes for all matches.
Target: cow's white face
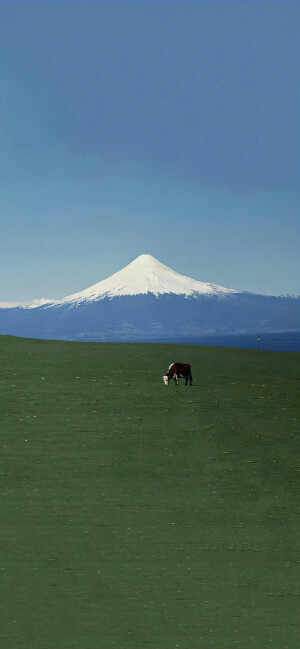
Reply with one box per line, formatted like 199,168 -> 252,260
162,375 -> 169,385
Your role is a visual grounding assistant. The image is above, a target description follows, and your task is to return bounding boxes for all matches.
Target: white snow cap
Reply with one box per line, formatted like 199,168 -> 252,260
53,254 -> 236,305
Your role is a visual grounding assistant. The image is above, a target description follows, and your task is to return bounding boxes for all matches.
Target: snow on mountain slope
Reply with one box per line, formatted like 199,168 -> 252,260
0,299 -> 55,309
24,298 -> 55,309
0,298 -> 54,310
0,301 -> 27,309
51,254 -> 237,305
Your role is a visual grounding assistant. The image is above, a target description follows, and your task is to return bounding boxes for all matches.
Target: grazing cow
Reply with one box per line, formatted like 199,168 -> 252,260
162,363 -> 193,386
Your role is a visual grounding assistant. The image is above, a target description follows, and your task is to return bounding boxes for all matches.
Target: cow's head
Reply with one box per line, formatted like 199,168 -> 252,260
162,375 -> 169,385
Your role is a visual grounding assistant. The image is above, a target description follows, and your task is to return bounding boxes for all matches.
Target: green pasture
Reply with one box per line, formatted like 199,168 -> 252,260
0,336 -> 299,648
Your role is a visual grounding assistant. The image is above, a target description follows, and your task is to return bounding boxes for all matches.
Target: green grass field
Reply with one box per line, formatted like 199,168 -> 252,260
0,336 -> 299,649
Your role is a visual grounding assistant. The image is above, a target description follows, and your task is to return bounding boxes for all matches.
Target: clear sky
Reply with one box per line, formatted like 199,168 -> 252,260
0,0 -> 299,301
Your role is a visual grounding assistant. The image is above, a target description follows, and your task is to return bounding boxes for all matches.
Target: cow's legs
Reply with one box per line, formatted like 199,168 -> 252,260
185,376 -> 188,386
189,373 -> 193,386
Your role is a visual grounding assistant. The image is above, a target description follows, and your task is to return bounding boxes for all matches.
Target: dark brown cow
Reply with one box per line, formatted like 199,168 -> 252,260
162,362 -> 193,386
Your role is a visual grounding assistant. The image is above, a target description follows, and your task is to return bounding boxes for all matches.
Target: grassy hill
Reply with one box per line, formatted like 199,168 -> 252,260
0,336 -> 299,649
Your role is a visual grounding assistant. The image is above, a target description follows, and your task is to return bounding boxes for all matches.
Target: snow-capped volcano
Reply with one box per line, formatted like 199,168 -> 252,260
52,254 -> 236,305
0,254 -> 299,344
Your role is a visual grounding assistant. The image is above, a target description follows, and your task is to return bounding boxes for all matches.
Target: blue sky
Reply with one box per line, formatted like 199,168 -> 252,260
0,0 -> 299,300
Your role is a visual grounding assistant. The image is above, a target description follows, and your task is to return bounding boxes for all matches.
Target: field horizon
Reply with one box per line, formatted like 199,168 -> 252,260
1,335 -> 299,648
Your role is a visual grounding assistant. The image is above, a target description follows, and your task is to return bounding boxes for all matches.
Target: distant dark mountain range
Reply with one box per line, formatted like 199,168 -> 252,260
0,255 -> 299,343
